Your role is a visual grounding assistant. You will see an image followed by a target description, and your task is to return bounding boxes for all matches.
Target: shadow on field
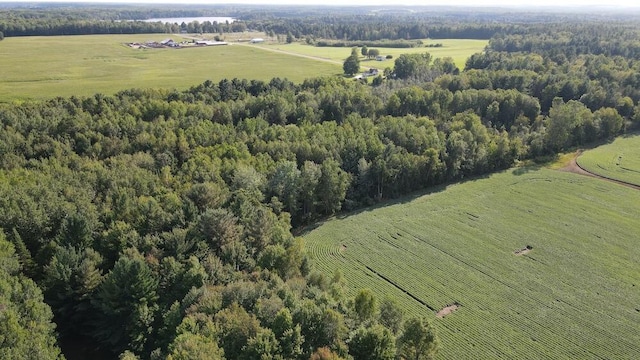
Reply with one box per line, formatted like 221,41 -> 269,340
621,130 -> 640,138
341,173 -> 494,219
512,163 -> 544,176
296,172 -> 494,236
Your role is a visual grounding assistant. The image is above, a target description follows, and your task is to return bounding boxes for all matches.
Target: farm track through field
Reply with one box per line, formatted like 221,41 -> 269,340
234,43 -> 384,72
234,43 -> 347,66
174,34 -> 347,66
560,151 -> 640,190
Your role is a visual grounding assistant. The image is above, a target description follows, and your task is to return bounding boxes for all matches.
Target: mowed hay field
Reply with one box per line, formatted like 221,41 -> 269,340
257,39 -> 488,70
0,34 -> 341,102
577,135 -> 640,186
304,167 -> 640,359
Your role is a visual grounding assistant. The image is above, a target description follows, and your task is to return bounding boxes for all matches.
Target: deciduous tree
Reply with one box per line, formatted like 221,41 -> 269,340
397,317 -> 439,360
348,325 -> 395,360
343,48 -> 361,76
394,53 -> 433,79
354,288 -> 377,323
379,297 -> 404,334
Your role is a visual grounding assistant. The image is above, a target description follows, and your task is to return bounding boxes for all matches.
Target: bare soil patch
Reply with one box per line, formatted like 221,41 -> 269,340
340,244 -> 347,252
514,245 -> 533,256
436,303 -> 461,318
558,150 -> 597,177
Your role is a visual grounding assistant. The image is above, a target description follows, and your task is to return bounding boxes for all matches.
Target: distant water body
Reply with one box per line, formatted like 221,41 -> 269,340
143,17 -> 235,24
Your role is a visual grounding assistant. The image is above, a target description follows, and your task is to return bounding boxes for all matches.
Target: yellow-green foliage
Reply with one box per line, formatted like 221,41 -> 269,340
305,168 -> 640,359
577,135 -> 640,186
0,34 -> 341,102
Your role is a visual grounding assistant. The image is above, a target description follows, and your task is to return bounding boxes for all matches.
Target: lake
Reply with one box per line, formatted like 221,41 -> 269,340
143,17 -> 235,24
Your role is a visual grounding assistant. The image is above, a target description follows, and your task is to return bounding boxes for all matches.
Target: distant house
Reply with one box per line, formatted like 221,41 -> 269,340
160,39 -> 177,47
195,40 -> 229,46
363,68 -> 379,77
250,38 -> 265,43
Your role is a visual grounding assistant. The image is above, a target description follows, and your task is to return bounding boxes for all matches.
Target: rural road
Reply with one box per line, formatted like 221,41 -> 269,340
559,151 -> 640,190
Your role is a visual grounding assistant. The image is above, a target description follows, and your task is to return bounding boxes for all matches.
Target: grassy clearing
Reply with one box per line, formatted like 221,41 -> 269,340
0,34 -> 341,102
577,135 -> 640,186
304,168 -> 640,359
547,151 -> 577,170
255,39 -> 488,70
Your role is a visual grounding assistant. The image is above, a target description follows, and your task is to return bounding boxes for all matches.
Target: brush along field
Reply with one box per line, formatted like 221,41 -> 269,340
577,135 -> 640,186
254,39 -> 488,70
0,34 -> 341,102
304,167 -> 640,359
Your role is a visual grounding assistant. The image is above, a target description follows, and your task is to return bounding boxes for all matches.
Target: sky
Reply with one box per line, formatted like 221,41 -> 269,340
2,0 -> 640,7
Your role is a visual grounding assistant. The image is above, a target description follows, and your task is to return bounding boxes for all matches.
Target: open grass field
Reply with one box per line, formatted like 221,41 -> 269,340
304,167 -> 640,359
0,34 -> 341,102
0,35 -> 485,102
577,135 -> 640,186
256,39 -> 488,70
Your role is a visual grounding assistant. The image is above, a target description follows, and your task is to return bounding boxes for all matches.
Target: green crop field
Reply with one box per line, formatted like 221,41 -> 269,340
577,135 -> 640,186
0,34 -> 341,102
256,39 -> 488,70
304,167 -> 640,359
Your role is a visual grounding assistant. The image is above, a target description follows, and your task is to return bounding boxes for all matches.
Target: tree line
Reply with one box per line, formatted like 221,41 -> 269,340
0,15 -> 246,37
6,4 -> 638,40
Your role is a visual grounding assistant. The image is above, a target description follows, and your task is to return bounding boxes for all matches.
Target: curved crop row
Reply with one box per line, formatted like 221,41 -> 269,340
577,135 -> 640,186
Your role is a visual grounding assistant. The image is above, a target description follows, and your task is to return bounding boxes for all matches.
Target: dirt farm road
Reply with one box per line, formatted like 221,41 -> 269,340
559,151 -> 640,191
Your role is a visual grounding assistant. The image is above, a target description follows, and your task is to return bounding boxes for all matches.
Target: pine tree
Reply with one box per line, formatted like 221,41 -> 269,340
91,253 -> 158,355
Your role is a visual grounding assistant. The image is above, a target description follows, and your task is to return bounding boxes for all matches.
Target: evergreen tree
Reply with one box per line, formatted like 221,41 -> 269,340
91,252 -> 159,355
0,232 -> 64,360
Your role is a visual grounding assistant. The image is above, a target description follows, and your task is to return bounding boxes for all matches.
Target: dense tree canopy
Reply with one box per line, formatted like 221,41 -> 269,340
0,232 -> 64,360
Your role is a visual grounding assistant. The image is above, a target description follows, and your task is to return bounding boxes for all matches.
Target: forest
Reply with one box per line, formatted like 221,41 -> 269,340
3,4 -> 639,40
1,4 -> 639,360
